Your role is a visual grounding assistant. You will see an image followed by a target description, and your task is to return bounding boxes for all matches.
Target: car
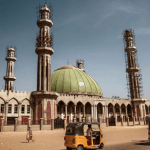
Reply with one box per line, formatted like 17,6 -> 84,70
64,122 -> 104,150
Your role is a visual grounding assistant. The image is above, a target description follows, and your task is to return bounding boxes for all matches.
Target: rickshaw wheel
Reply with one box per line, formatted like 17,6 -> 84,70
66,147 -> 72,150
77,145 -> 84,150
99,143 -> 104,149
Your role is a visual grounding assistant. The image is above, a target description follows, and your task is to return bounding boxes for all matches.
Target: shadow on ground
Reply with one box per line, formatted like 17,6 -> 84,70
134,140 -> 150,146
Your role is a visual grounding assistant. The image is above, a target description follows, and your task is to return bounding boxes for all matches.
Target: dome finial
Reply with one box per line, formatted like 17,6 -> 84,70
44,2 -> 47,7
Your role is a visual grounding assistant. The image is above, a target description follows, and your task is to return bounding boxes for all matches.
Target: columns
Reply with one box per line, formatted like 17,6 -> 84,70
51,119 -> 54,130
119,106 -> 122,118
1,118 -> 4,132
127,117 -> 129,126
4,102 -> 8,125
139,117 -> 141,125
102,105 -> 105,122
95,105 -> 97,122
133,116 -> 135,126
91,105 -> 93,122
113,105 -> 115,117
105,105 -> 108,119
35,101 -> 38,124
14,118 -> 18,131
74,105 -> 76,122
28,118 -> 31,128
121,117 -> 123,126
18,102 -> 21,125
40,118 -> 43,130
83,105 -> 85,122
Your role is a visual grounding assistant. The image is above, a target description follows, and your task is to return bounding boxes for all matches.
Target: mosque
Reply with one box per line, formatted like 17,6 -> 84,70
0,3 -> 150,130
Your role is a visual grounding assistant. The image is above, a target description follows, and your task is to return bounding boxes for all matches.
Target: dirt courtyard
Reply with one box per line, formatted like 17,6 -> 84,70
0,125 -> 148,150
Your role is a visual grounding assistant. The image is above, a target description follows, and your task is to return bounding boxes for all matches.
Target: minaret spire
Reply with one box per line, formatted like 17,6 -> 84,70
4,47 -> 17,92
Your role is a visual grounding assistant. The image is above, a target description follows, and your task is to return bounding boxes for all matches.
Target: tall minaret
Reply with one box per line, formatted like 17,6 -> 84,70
32,3 -> 59,128
124,29 -> 141,99
36,3 -> 53,91
4,47 -> 16,92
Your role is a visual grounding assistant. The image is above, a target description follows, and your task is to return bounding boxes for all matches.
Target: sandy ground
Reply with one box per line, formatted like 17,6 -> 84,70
0,125 -> 149,150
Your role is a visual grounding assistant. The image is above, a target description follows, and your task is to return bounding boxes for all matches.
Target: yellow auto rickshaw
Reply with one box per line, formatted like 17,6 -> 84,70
64,122 -> 104,150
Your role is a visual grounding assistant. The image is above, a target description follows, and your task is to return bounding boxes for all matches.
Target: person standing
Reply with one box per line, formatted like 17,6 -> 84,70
26,126 -> 34,142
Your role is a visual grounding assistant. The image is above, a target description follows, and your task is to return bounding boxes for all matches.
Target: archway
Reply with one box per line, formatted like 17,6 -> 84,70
77,102 -> 83,122
85,102 -> 91,122
67,101 -> 75,123
97,103 -> 102,122
57,101 -> 65,119
115,103 -> 120,122
127,104 -> 132,121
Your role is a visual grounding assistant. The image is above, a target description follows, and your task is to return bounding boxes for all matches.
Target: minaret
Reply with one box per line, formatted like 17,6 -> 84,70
32,3 -> 59,128
123,29 -> 146,119
4,47 -> 16,92
76,59 -> 85,72
36,3 -> 53,91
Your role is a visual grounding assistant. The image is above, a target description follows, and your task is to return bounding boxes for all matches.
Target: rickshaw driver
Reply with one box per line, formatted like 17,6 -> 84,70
87,124 -> 92,136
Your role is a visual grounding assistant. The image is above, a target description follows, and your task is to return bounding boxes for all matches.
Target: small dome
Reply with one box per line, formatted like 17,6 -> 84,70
40,3 -> 50,12
51,68 -> 102,95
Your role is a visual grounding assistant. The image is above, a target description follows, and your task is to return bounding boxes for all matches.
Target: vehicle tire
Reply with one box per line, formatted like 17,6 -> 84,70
99,143 -> 104,149
77,145 -> 84,150
66,147 -> 72,150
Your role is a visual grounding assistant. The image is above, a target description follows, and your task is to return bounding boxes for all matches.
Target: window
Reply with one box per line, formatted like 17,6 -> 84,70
8,104 -> 12,113
27,105 -> 30,114
1,104 -> 4,113
21,105 -> 25,113
14,104 -> 18,113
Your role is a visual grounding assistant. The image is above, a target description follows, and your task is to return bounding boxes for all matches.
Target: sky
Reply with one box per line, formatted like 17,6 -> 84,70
0,0 -> 150,99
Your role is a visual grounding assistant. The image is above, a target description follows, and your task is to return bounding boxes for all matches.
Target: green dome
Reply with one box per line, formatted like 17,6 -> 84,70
51,67 -> 102,95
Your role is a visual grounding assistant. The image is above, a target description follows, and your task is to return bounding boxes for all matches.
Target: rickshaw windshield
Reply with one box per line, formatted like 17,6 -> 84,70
92,124 -> 99,131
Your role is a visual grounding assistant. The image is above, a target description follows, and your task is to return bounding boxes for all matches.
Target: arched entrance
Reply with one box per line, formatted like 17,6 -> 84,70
127,104 -> 132,121
67,101 -> 75,123
97,103 -> 102,122
115,103 -> 120,122
77,102 -> 83,122
85,102 -> 91,122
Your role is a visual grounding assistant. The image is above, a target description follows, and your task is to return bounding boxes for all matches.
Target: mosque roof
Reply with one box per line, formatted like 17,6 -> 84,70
51,65 -> 102,95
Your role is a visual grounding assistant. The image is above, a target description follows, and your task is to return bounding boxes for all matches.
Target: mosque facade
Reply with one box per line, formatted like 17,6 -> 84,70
0,3 -> 150,130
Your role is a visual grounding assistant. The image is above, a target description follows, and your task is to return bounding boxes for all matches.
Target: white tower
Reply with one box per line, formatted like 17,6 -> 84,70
4,47 -> 16,92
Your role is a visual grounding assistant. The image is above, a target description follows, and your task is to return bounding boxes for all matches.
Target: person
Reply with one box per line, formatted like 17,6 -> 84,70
26,126 -> 34,142
86,125 -> 92,136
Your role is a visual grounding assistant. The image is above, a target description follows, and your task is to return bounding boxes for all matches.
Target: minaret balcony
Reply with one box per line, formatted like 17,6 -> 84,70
37,19 -> 53,27
35,47 -> 54,55
125,46 -> 136,52
126,67 -> 139,73
3,76 -> 16,81
5,57 -> 17,61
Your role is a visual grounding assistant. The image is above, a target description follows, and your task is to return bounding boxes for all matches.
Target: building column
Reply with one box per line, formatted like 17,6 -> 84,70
35,101 -> 38,124
65,105 -> 67,119
105,105 -> 108,122
74,105 -> 76,122
83,105 -> 85,122
134,105 -> 137,119
95,105 -> 97,122
18,102 -> 22,125
102,105 -> 105,122
119,106 -> 122,118
91,105 -> 93,122
4,102 -> 8,125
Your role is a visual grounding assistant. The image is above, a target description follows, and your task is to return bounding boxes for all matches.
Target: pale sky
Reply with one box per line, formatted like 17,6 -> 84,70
0,0 -> 150,100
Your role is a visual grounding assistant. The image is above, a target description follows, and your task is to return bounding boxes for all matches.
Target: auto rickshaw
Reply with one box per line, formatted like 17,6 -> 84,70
64,122 -> 104,150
